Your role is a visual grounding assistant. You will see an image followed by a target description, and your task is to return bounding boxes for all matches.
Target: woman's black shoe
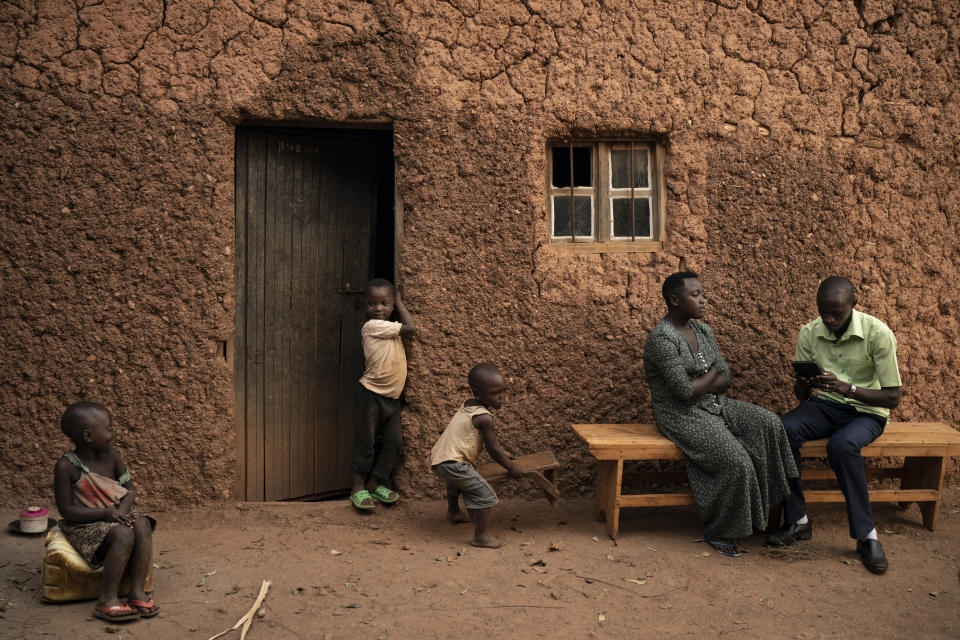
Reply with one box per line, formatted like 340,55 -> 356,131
764,521 -> 813,547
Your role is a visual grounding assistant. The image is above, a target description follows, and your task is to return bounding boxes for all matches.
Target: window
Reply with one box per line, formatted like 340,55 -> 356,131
547,141 -> 664,251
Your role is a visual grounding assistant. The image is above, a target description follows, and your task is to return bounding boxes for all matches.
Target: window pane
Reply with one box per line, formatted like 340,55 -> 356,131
553,195 -> 593,237
610,148 -> 649,189
551,146 -> 592,187
612,197 -> 651,238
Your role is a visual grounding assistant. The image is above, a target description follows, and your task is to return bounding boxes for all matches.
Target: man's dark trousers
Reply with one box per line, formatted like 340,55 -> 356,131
780,397 -> 886,539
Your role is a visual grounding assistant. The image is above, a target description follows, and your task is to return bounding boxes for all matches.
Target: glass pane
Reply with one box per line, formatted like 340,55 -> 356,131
610,148 -> 649,189
551,146 -> 592,187
612,197 -> 651,238
553,195 -> 593,237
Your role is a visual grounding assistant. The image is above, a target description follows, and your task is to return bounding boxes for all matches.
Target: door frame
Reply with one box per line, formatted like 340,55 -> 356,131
232,122 -> 398,500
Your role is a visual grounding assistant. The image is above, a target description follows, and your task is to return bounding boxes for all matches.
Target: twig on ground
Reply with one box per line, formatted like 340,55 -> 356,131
207,579 -> 272,640
537,572 -> 563,587
558,581 -> 594,598
572,572 -> 691,599
719,627 -> 751,636
573,572 -> 636,593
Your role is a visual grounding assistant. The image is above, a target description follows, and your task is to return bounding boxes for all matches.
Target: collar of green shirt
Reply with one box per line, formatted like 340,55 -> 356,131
810,308 -> 865,344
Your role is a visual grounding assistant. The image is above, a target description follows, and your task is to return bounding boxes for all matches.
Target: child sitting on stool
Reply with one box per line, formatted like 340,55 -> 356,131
428,363 -> 523,548
53,402 -> 157,622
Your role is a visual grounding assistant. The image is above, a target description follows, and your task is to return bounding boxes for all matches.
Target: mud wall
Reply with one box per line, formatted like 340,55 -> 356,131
1,0 -> 958,507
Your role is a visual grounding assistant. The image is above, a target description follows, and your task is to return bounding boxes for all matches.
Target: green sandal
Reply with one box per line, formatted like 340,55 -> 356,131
370,485 -> 399,504
350,490 -> 376,511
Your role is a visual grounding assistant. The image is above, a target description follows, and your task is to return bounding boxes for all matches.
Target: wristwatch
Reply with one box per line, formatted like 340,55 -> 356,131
847,384 -> 857,397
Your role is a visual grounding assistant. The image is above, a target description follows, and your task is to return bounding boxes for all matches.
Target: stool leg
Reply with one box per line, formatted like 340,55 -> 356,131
547,468 -> 559,507
596,460 -> 623,540
900,456 -> 945,531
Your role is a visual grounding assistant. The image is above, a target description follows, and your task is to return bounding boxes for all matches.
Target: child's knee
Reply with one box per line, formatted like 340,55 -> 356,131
106,523 -> 135,549
133,516 -> 153,539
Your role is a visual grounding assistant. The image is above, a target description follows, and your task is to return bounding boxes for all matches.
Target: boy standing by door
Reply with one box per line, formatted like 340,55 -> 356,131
351,278 -> 416,510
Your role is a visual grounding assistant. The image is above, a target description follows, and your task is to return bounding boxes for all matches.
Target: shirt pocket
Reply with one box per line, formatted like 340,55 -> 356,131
846,354 -> 875,382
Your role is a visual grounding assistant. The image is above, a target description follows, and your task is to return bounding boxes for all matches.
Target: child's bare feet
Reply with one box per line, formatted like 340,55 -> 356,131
447,510 -> 470,523
470,534 -> 502,549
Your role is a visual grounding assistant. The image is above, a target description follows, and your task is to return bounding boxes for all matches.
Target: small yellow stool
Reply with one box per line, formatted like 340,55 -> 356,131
40,526 -> 153,602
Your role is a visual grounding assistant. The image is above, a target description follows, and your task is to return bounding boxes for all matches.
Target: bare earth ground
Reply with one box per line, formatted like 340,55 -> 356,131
2,489 -> 959,640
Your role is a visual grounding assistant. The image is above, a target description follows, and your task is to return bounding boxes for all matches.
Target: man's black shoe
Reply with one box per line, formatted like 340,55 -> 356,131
764,520 -> 813,547
856,538 -> 888,574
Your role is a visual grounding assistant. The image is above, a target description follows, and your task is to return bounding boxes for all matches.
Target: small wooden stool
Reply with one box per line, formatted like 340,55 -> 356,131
40,526 -> 153,602
477,450 -> 561,507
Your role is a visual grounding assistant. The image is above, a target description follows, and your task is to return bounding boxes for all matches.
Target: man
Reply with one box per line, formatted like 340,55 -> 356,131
767,277 -> 901,574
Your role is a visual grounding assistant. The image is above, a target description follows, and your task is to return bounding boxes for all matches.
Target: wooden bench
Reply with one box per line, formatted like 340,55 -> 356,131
477,450 -> 560,507
572,422 -> 960,539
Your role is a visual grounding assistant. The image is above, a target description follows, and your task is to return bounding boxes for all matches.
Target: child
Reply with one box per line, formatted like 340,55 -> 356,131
351,278 -> 417,510
428,363 -> 523,548
53,402 -> 158,622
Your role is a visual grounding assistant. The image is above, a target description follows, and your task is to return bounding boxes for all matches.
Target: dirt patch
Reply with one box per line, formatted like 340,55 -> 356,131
2,490 -> 959,639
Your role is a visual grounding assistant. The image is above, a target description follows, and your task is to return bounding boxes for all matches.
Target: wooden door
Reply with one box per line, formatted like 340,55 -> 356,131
234,128 -> 385,501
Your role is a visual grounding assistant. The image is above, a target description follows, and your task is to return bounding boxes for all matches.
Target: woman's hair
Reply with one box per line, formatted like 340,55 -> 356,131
661,271 -> 699,306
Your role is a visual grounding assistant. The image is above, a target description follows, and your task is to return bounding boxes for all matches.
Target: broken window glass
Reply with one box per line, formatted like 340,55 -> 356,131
551,146 -> 592,187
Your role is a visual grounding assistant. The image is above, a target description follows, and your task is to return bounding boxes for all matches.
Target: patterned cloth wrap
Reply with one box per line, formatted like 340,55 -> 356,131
57,452 -> 154,568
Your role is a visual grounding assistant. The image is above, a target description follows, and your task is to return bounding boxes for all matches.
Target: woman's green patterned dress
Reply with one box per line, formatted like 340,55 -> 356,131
643,319 -> 798,539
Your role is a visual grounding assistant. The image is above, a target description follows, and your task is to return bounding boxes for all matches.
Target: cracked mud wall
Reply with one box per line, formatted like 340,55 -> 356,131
1,0 -> 958,507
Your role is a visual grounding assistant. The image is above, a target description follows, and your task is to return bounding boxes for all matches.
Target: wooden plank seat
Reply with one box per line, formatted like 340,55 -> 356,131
477,450 -> 560,507
572,422 -> 960,539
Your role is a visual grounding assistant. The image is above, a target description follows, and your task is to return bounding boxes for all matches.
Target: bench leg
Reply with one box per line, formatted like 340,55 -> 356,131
596,460 -> 623,540
899,456 -> 946,531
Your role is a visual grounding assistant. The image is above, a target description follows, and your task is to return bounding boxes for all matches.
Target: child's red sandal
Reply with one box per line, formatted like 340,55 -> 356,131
130,598 -> 160,618
92,603 -> 139,622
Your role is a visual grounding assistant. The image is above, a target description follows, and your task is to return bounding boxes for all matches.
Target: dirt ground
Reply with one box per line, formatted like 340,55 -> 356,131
2,489 -> 959,640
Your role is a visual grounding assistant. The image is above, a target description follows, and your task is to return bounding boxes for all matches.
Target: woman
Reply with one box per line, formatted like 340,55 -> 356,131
643,272 -> 797,556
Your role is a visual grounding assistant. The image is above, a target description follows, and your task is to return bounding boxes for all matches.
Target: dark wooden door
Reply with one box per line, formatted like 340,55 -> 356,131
235,128 -> 384,501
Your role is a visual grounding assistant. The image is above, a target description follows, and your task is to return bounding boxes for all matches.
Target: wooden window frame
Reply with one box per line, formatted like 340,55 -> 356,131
547,140 -> 665,253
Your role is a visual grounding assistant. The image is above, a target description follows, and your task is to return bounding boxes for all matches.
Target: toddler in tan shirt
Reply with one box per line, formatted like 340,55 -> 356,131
428,363 -> 522,548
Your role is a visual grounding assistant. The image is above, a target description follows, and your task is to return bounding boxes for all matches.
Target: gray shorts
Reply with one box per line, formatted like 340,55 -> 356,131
432,460 -> 498,509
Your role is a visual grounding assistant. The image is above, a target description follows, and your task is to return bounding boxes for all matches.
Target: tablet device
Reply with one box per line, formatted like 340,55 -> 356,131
791,360 -> 822,378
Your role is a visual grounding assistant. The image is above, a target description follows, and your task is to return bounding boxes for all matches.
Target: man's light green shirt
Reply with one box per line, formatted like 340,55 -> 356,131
796,309 -> 901,419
